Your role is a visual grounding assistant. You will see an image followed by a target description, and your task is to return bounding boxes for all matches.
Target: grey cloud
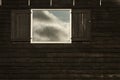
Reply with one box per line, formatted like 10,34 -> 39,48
32,10 -> 71,43
35,26 -> 67,41
33,10 -> 52,21
49,11 -> 70,22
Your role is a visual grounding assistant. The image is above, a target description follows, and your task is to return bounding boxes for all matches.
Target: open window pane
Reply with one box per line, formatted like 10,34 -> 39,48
31,9 -> 72,43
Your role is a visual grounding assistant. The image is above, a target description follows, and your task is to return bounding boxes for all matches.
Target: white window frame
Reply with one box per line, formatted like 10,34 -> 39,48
30,9 -> 72,44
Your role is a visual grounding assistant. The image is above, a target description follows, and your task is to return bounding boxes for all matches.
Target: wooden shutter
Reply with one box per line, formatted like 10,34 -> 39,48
11,10 -> 30,42
72,9 -> 91,41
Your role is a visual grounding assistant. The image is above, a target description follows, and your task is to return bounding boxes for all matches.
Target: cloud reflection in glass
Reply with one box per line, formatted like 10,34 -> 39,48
31,9 -> 71,43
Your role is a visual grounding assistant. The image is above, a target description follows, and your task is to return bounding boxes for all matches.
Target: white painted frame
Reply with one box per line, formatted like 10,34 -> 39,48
30,9 -> 72,44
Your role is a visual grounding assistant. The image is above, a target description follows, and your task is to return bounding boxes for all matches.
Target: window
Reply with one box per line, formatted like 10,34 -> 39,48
11,9 -> 91,43
31,9 -> 72,43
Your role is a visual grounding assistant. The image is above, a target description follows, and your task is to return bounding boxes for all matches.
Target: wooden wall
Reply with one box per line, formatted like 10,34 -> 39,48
0,0 -> 120,79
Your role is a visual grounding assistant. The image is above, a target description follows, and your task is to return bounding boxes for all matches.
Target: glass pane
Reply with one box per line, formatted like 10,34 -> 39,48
31,9 -> 71,43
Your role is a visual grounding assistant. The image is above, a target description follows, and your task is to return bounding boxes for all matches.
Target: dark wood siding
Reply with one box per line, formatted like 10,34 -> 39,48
52,0 -> 73,7
0,0 -> 120,80
3,0 -> 28,8
75,0 -> 100,8
31,0 -> 50,8
102,0 -> 120,7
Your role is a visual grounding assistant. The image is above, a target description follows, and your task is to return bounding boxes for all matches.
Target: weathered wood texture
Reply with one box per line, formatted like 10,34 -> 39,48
0,0 -> 120,80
